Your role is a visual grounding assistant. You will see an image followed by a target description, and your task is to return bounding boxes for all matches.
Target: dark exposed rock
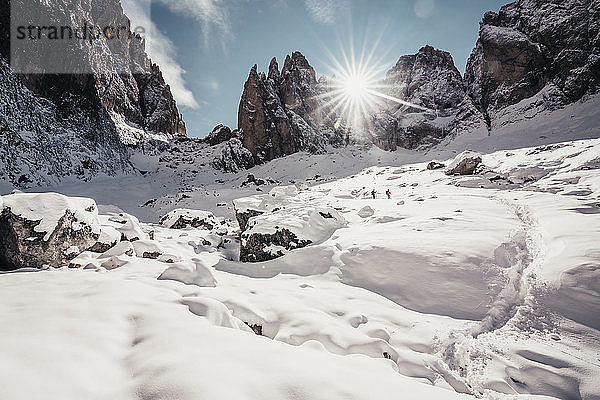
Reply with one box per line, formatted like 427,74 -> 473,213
238,63 -> 296,163
240,173 -> 266,187
247,323 -> 263,336
240,227 -> 312,262
427,161 -> 446,170
385,45 -> 467,112
234,208 -> 264,232
0,193 -> 100,270
204,124 -> 236,146
160,209 -> 220,230
465,0 -> 600,119
211,138 -> 256,173
88,226 -> 120,253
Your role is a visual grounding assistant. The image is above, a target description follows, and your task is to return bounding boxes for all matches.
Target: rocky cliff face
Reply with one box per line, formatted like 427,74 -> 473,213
238,52 -> 347,163
0,0 -> 186,187
465,0 -> 600,120
238,62 -> 296,163
376,45 -> 485,150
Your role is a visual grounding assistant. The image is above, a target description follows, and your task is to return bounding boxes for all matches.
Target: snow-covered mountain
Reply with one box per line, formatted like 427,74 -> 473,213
1,0 -> 600,398
0,0 -> 186,187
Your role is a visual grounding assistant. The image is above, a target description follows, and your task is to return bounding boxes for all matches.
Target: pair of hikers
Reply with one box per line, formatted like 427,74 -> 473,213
371,189 -> 391,199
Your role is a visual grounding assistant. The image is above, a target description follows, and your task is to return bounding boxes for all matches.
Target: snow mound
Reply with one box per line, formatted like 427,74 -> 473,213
99,241 -> 135,258
158,259 -> 217,287
103,212 -> 149,242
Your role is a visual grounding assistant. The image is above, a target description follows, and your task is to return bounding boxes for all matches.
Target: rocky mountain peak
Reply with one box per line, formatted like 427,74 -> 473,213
282,51 -> 315,78
385,45 -> 466,112
268,57 -> 280,82
238,58 -> 295,163
465,0 -> 600,118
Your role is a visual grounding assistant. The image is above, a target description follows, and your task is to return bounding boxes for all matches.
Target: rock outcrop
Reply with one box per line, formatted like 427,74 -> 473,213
0,193 -> 100,270
204,124 -> 236,146
211,138 -> 256,173
238,61 -> 297,163
240,227 -> 312,262
238,53 -> 346,163
234,186 -> 346,262
465,0 -> 600,120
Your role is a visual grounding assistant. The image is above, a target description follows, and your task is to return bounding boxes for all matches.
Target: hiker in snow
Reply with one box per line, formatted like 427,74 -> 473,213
386,189 -> 391,199
371,189 -> 376,199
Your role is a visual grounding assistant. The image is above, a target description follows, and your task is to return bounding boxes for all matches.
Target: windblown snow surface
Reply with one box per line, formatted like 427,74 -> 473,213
1,94 -> 600,399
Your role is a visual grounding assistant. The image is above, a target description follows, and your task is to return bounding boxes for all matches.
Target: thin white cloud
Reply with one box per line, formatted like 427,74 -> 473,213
304,0 -> 350,25
122,0 -> 200,109
154,0 -> 234,49
414,0 -> 436,19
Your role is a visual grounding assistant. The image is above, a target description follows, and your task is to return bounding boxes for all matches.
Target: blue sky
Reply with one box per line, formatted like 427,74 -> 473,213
130,0 -> 507,138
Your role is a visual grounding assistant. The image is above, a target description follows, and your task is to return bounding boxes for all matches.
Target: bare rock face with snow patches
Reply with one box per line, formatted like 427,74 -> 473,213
465,0 -> 600,120
378,46 -> 486,150
237,47 -> 485,161
0,193 -> 100,270
0,0 -> 186,188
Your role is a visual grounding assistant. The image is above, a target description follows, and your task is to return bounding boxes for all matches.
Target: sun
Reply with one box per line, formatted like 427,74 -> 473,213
313,44 -> 433,134
340,72 -> 371,103
326,61 -> 385,128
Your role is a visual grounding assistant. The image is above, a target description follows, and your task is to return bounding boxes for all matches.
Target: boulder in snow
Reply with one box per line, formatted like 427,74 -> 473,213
106,213 -> 149,242
233,197 -> 265,232
240,207 -> 346,262
445,151 -> 482,176
0,193 -> 100,270
132,240 -> 163,259
160,209 -> 220,230
89,225 -> 121,253
427,161 -> 445,170
357,206 -> 375,218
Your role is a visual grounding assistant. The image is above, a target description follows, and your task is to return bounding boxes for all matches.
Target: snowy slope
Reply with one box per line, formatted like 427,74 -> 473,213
1,126 -> 599,399
23,92 -> 599,224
